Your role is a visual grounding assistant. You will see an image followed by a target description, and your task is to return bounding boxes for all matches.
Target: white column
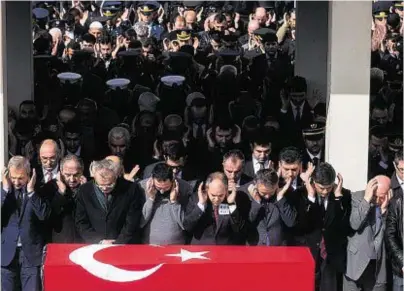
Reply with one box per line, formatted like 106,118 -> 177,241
325,1 -> 372,191
294,1 -> 329,106
0,1 -> 8,168
5,1 -> 33,110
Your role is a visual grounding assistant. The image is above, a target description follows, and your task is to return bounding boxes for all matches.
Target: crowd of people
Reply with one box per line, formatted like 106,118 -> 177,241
1,1 -> 403,291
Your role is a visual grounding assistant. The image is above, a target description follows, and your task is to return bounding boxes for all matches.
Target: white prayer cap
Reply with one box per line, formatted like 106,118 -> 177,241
64,30 -> 74,40
57,72 -> 82,84
160,75 -> 185,87
49,28 -> 62,39
138,92 -> 160,112
89,21 -> 103,30
106,78 -> 131,90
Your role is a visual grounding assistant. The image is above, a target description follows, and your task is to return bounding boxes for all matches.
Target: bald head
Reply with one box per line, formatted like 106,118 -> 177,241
255,7 -> 267,26
49,28 -> 62,42
39,139 -> 59,171
184,10 -> 197,25
375,175 -> 391,196
248,20 -> 260,34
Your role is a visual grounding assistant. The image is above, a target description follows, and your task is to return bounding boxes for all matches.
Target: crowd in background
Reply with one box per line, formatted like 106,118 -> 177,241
1,1 -> 403,291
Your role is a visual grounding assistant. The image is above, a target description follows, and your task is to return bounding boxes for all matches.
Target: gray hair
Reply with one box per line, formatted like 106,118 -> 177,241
60,154 -> 84,173
39,139 -> 61,159
89,159 -> 117,178
254,168 -> 279,188
205,172 -> 228,189
108,127 -> 131,146
8,156 -> 31,174
223,149 -> 245,165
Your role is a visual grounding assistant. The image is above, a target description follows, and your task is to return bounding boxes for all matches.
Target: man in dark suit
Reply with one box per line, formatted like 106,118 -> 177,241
75,158 -> 144,244
301,120 -> 325,170
278,76 -> 314,148
391,149 -> 403,199
303,162 -> 352,291
184,172 -> 246,245
1,156 -> 50,291
344,176 -> 392,291
40,155 -> 86,243
243,168 -> 296,246
222,149 -> 253,189
243,132 -> 274,179
142,140 -> 198,182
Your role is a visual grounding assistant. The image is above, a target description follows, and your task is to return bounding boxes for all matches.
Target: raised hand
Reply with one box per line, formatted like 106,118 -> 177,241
124,165 -> 140,182
206,128 -> 215,148
248,184 -> 261,203
198,183 -> 207,205
232,125 -> 242,144
2,168 -> 11,192
227,182 -> 237,204
170,179 -> 179,203
146,178 -> 157,200
280,89 -> 290,111
277,177 -> 291,200
334,173 -> 344,198
300,162 -> 315,183
56,172 -> 67,195
381,189 -> 392,214
80,175 -> 87,185
364,178 -> 378,203
27,169 -> 37,193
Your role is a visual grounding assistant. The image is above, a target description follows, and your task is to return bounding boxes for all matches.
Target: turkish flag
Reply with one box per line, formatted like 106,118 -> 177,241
43,244 -> 314,291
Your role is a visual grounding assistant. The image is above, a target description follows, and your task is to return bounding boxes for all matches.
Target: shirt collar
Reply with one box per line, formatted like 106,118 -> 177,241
68,146 -> 81,156
291,101 -> 305,110
396,173 -> 404,185
307,149 -> 321,160
42,165 -> 59,176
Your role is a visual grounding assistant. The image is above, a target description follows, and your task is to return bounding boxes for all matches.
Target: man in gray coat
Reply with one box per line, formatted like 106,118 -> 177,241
344,175 -> 392,291
139,163 -> 192,245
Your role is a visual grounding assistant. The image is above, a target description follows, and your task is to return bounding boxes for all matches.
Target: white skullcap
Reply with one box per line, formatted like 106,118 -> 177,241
49,28 -> 62,39
138,92 -> 160,112
89,21 -> 103,30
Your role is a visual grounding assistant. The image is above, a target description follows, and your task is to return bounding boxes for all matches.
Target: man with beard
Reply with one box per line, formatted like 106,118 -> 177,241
301,120 -> 326,170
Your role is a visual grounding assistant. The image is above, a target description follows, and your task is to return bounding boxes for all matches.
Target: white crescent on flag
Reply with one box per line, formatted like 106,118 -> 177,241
69,245 -> 210,283
69,245 -> 164,283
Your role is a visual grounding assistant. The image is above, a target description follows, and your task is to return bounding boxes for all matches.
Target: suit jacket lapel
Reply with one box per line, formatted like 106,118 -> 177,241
93,184 -> 107,213
324,195 -> 336,227
18,192 -> 29,223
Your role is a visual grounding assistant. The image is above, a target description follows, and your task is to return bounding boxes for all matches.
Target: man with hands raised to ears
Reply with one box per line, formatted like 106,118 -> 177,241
184,172 -> 245,245
245,168 -> 296,246
344,176 -> 392,291
300,162 -> 352,291
1,156 -> 50,291
140,163 -> 192,245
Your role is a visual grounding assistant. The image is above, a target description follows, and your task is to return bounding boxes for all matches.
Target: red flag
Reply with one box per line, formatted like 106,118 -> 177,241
43,244 -> 314,291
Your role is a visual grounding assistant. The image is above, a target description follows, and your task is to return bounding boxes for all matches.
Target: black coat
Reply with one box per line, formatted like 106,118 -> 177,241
75,178 -> 144,244
385,191 -> 403,277
183,193 -> 246,245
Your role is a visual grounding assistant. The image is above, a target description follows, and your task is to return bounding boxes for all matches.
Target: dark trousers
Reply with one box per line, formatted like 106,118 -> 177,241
392,275 -> 403,291
343,260 -> 386,291
1,247 -> 41,291
316,257 -> 343,291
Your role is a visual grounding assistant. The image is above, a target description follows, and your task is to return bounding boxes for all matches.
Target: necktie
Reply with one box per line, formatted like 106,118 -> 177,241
15,189 -> 23,214
258,162 -> 265,171
312,157 -> 319,166
213,206 -> 219,225
195,124 -> 204,140
319,196 -> 326,219
319,196 -> 327,260
295,105 -> 301,124
45,171 -> 52,183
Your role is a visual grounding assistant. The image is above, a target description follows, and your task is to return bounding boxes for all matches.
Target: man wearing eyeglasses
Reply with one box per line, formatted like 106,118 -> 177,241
75,159 -> 144,244
35,139 -> 61,189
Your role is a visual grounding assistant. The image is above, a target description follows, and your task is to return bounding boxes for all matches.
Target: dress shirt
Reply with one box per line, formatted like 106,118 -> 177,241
67,146 -> 81,157
43,165 -> 59,183
253,157 -> 270,174
308,194 -> 328,210
197,203 -> 236,214
192,123 -> 206,139
291,102 -> 304,120
307,150 -> 322,161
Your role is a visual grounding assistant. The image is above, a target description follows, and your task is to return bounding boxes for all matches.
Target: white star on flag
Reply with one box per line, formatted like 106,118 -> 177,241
166,249 -> 210,262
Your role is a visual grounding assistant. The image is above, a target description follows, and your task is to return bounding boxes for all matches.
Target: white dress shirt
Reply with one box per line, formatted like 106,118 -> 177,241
307,150 -> 322,161
42,166 -> 59,183
253,157 -> 270,174
67,146 -> 81,157
192,123 -> 206,139
291,101 -> 305,120
396,174 -> 404,193
308,195 -> 328,210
